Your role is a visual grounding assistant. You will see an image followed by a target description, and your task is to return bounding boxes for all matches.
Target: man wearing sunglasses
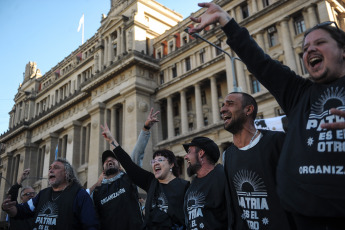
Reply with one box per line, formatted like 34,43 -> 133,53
188,2 -> 345,229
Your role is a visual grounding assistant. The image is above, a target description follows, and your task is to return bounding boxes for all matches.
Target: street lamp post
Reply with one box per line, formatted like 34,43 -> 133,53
185,28 -> 242,92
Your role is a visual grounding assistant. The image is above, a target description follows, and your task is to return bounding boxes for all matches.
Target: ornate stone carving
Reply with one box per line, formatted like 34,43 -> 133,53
138,102 -> 148,112
127,103 -> 134,113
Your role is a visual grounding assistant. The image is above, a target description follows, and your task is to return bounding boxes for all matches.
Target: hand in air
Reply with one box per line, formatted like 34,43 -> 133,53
18,168 -> 30,184
189,2 -> 231,34
100,123 -> 115,143
144,108 -> 160,130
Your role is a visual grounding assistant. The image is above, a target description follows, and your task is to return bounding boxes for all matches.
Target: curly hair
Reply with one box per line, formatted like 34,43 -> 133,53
54,158 -> 81,187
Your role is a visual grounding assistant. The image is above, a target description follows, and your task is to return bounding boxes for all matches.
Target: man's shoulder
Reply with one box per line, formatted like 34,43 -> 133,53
260,129 -> 285,139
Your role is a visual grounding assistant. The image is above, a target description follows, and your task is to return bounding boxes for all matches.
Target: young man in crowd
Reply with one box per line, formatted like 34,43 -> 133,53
221,92 -> 291,229
183,136 -> 227,230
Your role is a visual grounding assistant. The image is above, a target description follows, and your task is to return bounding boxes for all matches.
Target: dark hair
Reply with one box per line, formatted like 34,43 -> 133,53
229,92 -> 258,119
303,22 -> 345,50
153,149 -> 179,177
54,158 -> 81,187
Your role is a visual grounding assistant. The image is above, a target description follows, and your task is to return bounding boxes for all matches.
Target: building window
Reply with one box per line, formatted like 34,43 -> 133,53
160,71 -> 164,84
241,3 -> 249,19
175,127 -> 180,136
275,107 -> 285,116
199,50 -> 205,64
172,65 -> 177,78
250,76 -> 261,94
188,122 -> 194,131
201,90 -> 207,105
168,40 -> 174,53
299,53 -> 308,75
185,57 -> 191,71
187,97 -> 192,111
217,84 -> 222,98
262,0 -> 270,7
157,48 -> 162,59
182,34 -> 188,45
173,102 -> 179,116
204,116 -> 208,126
267,26 -> 278,47
294,15 -> 306,35
215,41 -> 222,56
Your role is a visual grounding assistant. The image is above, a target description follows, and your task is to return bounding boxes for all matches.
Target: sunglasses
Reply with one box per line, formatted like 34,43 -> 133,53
314,21 -> 340,33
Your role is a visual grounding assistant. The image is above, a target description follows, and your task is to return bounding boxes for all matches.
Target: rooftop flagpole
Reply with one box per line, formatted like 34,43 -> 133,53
78,14 -> 85,45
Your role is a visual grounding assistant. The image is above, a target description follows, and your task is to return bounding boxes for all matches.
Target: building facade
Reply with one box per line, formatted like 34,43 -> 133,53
0,0 -> 344,220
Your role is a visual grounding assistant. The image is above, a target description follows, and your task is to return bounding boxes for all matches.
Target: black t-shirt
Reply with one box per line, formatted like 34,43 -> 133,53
184,164 -> 227,230
223,19 -> 345,217
145,178 -> 189,229
224,130 -> 290,229
113,146 -> 189,229
93,173 -> 143,230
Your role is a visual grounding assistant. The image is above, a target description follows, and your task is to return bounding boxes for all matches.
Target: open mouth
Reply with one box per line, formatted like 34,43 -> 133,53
154,166 -> 161,174
223,115 -> 231,122
49,175 -> 55,180
309,57 -> 322,67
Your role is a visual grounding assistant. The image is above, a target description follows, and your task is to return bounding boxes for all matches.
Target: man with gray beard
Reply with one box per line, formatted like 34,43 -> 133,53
1,158 -> 99,230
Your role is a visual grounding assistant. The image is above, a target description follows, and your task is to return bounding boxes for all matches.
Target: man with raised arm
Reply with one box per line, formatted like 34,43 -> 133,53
87,108 -> 160,230
189,2 -> 345,229
2,159 -> 99,230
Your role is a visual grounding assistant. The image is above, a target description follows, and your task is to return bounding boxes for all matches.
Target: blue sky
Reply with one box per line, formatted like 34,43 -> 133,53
0,0 -> 202,134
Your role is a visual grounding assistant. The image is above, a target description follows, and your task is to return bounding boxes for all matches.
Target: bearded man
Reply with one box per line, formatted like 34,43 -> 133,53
88,150 -> 143,230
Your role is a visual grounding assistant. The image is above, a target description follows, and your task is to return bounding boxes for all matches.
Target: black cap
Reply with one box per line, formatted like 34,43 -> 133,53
102,150 -> 117,165
183,136 -> 220,163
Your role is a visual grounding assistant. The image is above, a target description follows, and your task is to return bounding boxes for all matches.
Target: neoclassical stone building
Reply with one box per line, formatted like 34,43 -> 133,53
0,0 -> 344,220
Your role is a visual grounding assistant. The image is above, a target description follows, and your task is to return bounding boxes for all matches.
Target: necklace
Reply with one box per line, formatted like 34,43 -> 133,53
51,186 -> 67,201
248,129 -> 258,148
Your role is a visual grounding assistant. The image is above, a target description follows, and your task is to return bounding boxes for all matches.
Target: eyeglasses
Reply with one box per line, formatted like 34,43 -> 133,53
314,21 -> 340,33
150,157 -> 167,164
22,192 -> 36,197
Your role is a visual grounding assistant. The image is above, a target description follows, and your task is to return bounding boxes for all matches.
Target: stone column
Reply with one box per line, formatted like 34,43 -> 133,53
104,37 -> 108,68
118,27 -> 122,55
235,59 -> 247,92
279,18 -> 298,72
251,0 -> 258,14
307,4 -> 318,27
210,76 -> 220,124
167,96 -> 174,139
69,121 -> 82,166
230,9 -> 236,21
108,35 -> 113,65
255,31 -> 266,52
87,102 -> 106,186
111,106 -> 117,140
195,83 -> 203,129
180,89 -> 188,134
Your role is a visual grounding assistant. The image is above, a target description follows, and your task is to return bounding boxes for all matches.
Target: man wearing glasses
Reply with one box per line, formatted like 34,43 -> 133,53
188,2 -> 345,229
